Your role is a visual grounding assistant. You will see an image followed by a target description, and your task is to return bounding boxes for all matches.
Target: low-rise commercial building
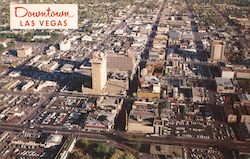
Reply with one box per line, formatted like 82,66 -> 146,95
127,102 -> 158,134
17,46 -> 32,58
215,77 -> 235,93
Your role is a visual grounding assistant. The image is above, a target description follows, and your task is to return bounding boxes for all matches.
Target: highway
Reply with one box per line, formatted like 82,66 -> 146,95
0,124 -> 249,151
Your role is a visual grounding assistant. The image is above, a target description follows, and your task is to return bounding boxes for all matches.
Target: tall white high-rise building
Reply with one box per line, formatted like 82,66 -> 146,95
210,40 -> 226,61
91,52 -> 107,94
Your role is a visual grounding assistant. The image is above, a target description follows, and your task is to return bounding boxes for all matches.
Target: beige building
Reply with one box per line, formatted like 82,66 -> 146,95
107,53 -> 136,72
91,52 -> 107,94
235,68 -> 250,79
3,79 -> 20,90
17,46 -> 32,58
210,40 -> 226,61
127,102 -> 158,134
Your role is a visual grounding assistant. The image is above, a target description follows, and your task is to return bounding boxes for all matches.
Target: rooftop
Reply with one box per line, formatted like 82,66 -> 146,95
215,77 -> 234,87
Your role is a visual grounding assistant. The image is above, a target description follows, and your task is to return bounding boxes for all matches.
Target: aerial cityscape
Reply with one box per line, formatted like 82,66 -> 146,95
0,0 -> 250,159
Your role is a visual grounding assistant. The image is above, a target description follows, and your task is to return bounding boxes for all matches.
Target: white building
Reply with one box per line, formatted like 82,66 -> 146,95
45,134 -> 63,148
9,70 -> 21,77
220,67 -> 235,78
21,81 -> 34,91
59,40 -> 71,52
60,64 -> 74,73
215,77 -> 235,93
192,87 -> 206,103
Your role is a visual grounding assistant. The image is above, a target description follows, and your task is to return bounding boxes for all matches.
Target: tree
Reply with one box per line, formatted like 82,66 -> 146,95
82,138 -> 90,147
0,44 -> 4,52
123,152 -> 136,159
